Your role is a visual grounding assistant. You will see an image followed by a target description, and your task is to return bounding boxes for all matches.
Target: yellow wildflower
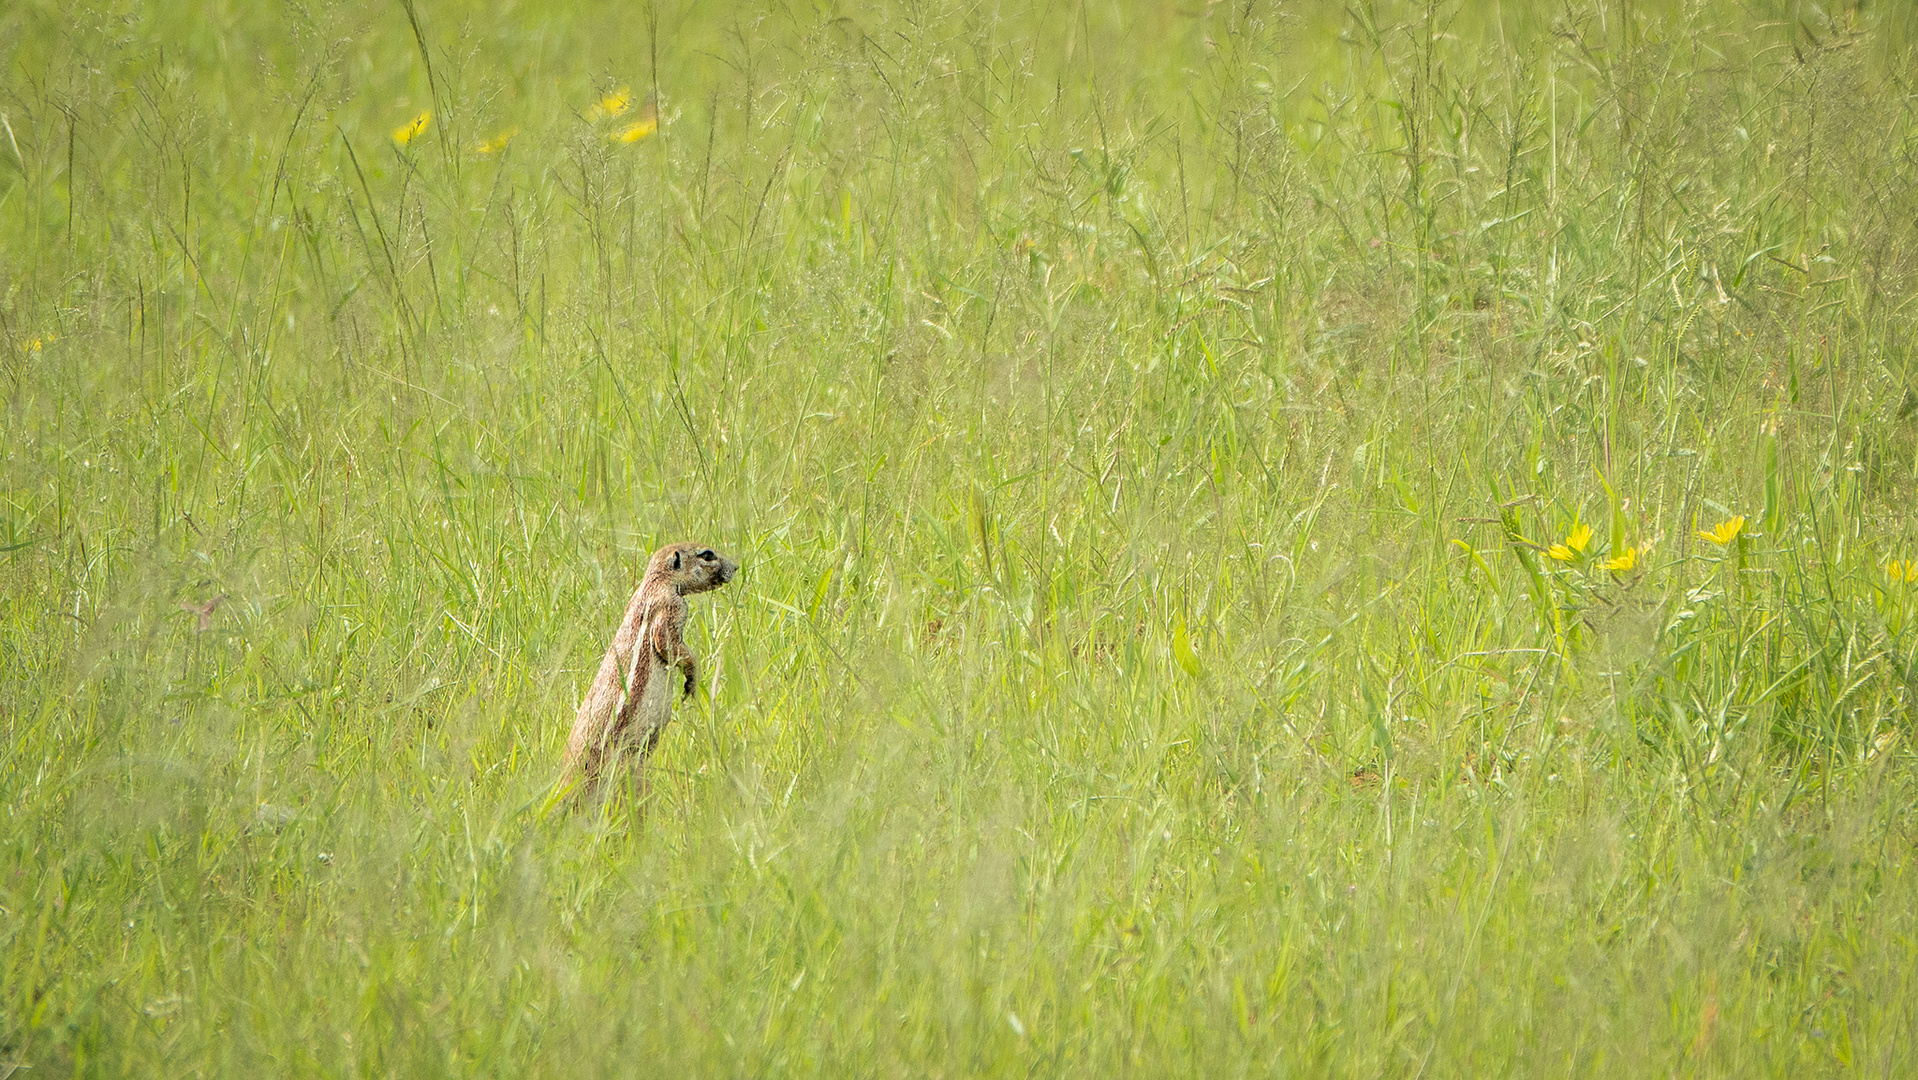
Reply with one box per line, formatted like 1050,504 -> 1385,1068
392,110 -> 432,146
477,127 -> 519,155
614,116 -> 658,143
589,86 -> 633,121
612,96 -> 659,144
1888,560 -> 1918,584
1697,516 -> 1745,545
1603,546 -> 1638,572
1546,523 -> 1592,563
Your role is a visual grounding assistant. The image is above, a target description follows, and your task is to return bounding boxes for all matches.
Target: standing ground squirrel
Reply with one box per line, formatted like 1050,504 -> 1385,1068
562,542 -> 738,803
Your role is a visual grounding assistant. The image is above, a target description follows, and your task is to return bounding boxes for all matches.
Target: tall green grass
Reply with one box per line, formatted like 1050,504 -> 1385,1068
4,0 -> 1917,1074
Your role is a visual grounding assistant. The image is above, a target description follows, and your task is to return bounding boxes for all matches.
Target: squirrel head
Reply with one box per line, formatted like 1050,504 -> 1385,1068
646,542 -> 739,595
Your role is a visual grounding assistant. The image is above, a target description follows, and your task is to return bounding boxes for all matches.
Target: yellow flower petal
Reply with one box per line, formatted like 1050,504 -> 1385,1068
392,110 -> 432,146
477,126 -> 519,155
1602,546 -> 1638,572
590,87 -> 633,121
614,117 -> 657,143
1547,544 -> 1576,562
1696,516 -> 1745,545
1565,523 -> 1593,554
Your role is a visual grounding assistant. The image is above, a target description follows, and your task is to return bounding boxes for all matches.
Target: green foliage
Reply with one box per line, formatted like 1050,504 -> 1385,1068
3,0 -> 1917,1074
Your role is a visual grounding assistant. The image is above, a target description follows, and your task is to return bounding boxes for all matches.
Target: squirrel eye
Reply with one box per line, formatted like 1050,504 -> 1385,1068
698,549 -> 717,561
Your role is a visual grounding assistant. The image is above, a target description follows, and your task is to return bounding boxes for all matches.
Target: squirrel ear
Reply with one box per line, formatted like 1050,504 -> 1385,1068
672,550 -> 683,570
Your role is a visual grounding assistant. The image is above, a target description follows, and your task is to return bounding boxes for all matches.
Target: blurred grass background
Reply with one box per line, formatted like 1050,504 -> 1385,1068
3,0 -> 1918,1074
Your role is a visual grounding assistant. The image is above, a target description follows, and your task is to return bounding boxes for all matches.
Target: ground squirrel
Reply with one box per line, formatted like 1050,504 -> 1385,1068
562,542 -> 738,803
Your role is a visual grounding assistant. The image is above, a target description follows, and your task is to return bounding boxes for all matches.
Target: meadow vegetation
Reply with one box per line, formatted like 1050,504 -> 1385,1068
4,0 -> 1918,1074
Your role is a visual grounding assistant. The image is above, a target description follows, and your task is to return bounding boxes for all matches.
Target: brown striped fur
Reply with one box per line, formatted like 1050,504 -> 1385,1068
562,542 -> 737,803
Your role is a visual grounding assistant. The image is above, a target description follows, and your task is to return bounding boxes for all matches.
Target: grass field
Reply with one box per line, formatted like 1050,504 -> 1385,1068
4,0 -> 1918,1074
